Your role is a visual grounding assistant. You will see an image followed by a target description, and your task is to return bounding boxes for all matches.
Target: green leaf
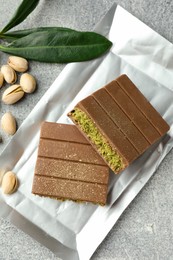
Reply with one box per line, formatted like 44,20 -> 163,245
1,0 -> 40,34
0,27 -> 76,42
0,30 -> 112,63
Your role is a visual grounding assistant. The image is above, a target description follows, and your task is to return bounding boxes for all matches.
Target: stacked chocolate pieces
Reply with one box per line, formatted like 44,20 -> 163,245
32,122 -> 109,205
32,74 -> 170,205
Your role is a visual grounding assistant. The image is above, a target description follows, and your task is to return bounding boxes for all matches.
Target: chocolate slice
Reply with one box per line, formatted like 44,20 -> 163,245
68,74 -> 170,173
32,122 -> 109,205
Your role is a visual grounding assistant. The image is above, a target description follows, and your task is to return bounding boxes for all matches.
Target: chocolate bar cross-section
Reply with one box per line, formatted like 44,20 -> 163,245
32,122 -> 109,205
68,74 -> 170,173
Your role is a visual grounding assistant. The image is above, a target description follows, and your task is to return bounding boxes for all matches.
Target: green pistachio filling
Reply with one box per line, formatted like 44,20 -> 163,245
71,108 -> 124,172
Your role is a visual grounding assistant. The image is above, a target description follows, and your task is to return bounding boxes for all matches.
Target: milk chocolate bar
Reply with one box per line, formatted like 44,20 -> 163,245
32,122 -> 109,205
68,74 -> 170,173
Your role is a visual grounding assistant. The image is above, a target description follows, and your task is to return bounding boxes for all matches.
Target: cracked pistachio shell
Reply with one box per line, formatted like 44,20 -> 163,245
1,112 -> 17,135
1,64 -> 17,84
2,84 -> 24,104
20,73 -> 36,93
8,56 -> 28,72
0,72 -> 4,87
1,171 -> 18,194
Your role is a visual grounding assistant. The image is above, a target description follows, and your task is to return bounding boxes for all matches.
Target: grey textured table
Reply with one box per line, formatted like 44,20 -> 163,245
0,0 -> 173,259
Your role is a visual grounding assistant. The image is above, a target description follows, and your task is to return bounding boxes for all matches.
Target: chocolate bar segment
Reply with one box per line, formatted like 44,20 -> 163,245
32,122 -> 109,205
33,176 -> 107,204
68,74 -> 170,173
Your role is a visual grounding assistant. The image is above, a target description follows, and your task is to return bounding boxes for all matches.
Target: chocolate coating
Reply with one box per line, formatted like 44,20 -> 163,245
32,122 -> 109,205
68,74 -> 170,173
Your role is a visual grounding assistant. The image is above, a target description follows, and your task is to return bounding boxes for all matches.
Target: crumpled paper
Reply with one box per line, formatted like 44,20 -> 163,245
0,4 -> 173,260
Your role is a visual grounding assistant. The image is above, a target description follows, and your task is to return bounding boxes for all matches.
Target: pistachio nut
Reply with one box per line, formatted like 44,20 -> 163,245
1,64 -> 17,84
0,71 -> 4,87
1,112 -> 17,135
8,56 -> 28,72
20,73 -> 36,93
1,171 -> 18,194
2,84 -> 24,105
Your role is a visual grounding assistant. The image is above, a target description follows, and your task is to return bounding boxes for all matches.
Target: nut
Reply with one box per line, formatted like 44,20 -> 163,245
0,71 -> 4,87
1,64 -> 17,84
2,84 -> 24,104
8,56 -> 28,72
20,73 -> 36,93
1,171 -> 18,194
1,112 -> 17,135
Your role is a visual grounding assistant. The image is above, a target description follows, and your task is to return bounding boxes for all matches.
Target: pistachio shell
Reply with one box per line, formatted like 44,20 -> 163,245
8,56 -> 28,72
20,73 -> 36,93
1,64 -> 17,84
1,171 -> 18,194
2,84 -> 24,105
0,72 -> 4,87
1,112 -> 17,135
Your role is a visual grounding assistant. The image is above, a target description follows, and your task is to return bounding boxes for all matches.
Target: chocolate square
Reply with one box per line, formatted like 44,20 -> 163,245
68,74 -> 170,173
32,122 -> 109,205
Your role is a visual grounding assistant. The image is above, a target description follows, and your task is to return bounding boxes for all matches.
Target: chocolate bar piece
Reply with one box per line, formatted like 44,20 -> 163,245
32,122 -> 109,205
68,74 -> 170,173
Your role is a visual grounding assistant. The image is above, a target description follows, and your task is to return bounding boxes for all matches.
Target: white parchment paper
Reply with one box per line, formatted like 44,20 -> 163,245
0,4 -> 173,260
